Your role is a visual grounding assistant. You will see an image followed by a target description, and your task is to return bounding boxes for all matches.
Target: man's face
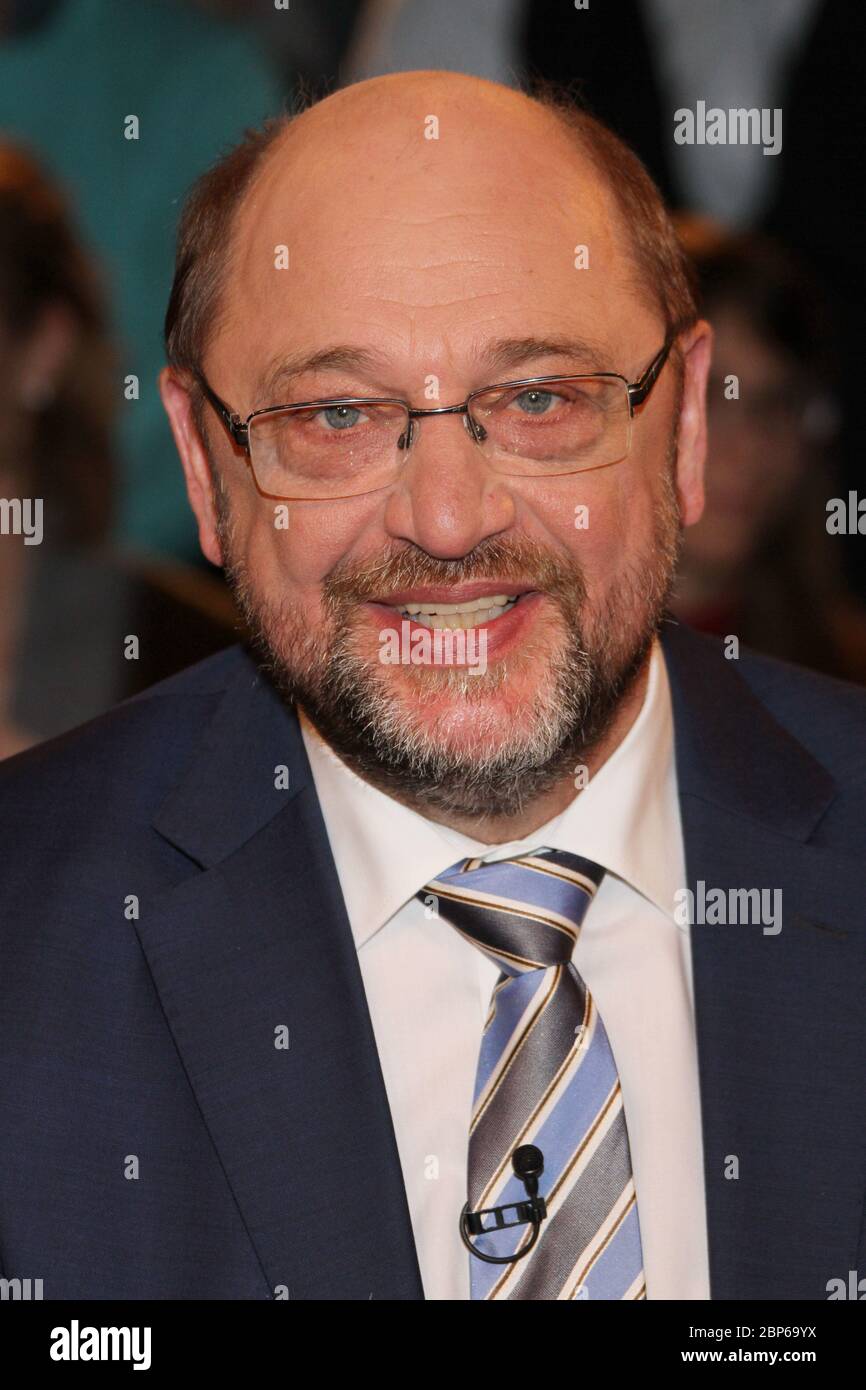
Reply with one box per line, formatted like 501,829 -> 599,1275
164,79 -> 708,820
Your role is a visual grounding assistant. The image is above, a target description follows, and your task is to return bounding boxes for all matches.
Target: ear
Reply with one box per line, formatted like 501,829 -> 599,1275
158,367 -> 224,567
673,319 -> 713,527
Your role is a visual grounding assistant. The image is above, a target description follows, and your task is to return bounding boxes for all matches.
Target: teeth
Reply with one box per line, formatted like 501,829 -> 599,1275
402,594 -> 512,616
399,597 -> 518,628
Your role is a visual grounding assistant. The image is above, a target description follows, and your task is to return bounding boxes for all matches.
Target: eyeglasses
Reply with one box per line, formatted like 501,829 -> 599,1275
195,337 -> 674,502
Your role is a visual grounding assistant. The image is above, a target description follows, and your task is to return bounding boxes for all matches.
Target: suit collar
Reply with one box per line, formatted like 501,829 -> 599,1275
660,619 -> 834,839
152,649 -> 312,868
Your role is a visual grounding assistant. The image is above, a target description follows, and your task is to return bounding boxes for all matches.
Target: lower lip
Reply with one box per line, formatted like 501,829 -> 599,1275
364,591 -> 544,659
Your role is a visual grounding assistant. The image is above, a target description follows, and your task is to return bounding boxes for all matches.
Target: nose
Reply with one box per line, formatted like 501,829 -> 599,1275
383,409 -> 516,559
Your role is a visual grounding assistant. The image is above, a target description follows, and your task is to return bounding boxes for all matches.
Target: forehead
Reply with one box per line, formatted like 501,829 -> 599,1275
212,93 -> 653,389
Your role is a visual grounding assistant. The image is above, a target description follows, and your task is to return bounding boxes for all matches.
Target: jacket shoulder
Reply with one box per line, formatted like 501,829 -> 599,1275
668,625 -> 866,783
736,643 -> 866,770
0,644 -> 251,818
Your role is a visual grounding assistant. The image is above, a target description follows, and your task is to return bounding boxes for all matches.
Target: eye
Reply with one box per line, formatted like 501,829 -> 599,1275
316,403 -> 365,431
511,388 -> 558,416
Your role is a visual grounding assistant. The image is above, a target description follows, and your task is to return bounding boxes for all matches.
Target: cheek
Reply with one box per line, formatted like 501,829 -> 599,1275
228,490 -> 386,602
528,458 -> 659,590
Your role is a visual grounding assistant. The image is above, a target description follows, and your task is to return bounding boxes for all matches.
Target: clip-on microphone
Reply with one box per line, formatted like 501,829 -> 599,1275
459,1144 -> 547,1264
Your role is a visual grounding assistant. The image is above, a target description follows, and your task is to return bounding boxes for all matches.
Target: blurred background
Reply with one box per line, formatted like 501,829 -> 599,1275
0,0 -> 863,754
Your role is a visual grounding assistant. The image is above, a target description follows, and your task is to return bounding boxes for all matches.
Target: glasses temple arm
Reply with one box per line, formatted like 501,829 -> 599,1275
627,338 -> 674,414
195,374 -> 249,449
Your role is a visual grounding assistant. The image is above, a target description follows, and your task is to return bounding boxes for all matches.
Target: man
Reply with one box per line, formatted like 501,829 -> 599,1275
0,71 -> 864,1302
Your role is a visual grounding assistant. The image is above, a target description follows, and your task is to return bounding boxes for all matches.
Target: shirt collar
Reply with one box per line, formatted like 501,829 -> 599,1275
299,637 -> 682,949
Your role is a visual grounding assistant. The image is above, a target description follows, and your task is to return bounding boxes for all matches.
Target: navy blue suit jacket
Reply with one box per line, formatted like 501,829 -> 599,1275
1,623 -> 865,1300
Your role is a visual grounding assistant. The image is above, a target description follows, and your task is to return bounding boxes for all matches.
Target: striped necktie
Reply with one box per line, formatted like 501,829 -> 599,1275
420,847 -> 645,1300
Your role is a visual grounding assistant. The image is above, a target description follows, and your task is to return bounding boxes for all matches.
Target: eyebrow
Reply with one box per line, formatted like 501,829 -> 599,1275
479,335 -> 613,377
255,334 -> 614,402
257,346 -> 388,400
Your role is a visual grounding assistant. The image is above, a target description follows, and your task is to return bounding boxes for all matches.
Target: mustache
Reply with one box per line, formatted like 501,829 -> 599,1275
322,536 -> 587,610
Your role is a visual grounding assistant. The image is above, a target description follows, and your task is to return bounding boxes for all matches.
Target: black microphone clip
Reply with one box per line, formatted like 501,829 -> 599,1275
460,1145 -> 548,1265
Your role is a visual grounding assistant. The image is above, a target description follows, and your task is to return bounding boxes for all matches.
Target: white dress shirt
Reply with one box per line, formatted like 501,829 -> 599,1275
298,638 -> 710,1299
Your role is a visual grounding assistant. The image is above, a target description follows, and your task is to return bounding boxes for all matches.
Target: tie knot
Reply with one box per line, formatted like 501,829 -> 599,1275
420,847 -> 605,975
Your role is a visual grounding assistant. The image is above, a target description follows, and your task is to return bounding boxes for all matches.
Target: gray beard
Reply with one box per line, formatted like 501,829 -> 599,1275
217,467 -> 682,824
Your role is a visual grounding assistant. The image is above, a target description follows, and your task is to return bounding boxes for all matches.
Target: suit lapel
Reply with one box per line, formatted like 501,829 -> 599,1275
137,653 -> 424,1299
662,623 -> 866,1299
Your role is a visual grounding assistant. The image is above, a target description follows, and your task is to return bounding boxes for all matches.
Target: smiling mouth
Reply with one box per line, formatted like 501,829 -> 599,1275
361,586 -> 530,631
392,594 -> 521,629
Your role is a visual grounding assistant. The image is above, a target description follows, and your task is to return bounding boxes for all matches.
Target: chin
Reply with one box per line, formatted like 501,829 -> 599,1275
390,684 -> 530,755
368,654 -> 578,762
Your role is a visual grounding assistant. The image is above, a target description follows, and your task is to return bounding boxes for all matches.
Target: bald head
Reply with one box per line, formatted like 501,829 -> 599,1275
219,72 -> 641,392
165,70 -> 695,388
253,68 -> 614,203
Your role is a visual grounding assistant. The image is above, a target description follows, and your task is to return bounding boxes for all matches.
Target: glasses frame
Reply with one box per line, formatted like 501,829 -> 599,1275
194,335 -> 675,501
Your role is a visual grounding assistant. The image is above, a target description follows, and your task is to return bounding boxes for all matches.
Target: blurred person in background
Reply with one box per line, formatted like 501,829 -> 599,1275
669,217 -> 866,683
0,0 -> 284,560
0,143 -> 238,757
